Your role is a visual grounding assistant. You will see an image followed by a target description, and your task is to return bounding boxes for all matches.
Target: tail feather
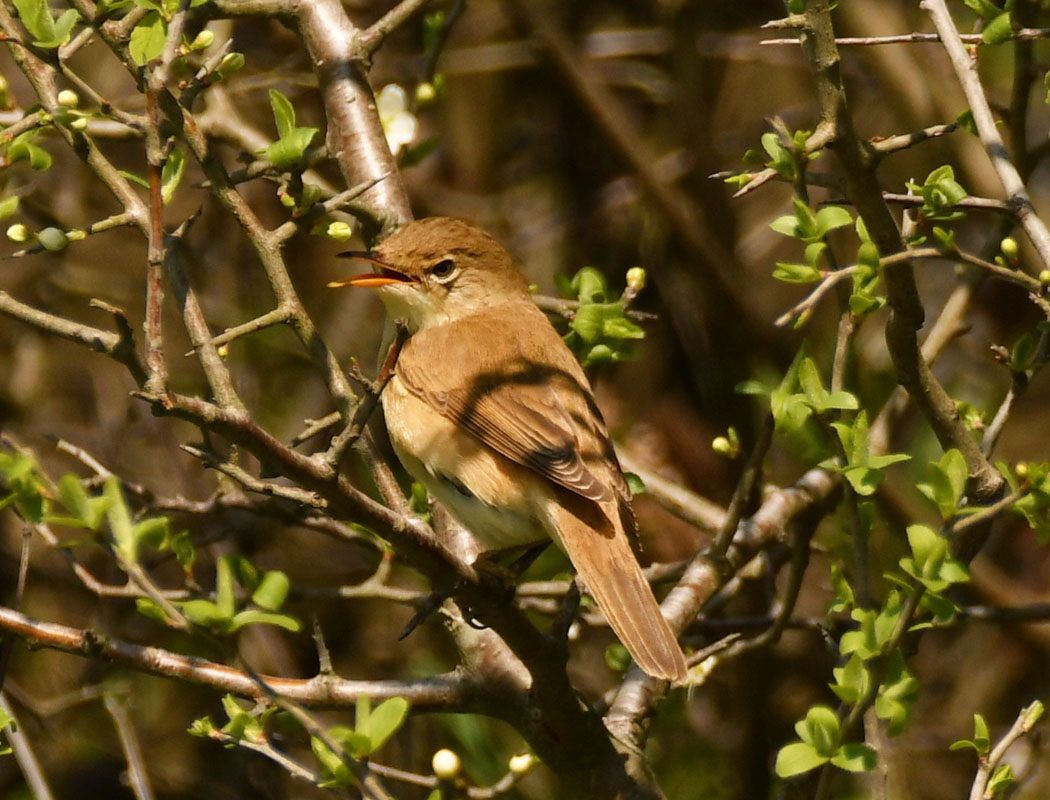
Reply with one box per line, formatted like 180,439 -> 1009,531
549,497 -> 687,682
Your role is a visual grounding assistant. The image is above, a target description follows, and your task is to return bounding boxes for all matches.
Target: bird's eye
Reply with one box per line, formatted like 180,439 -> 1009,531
430,258 -> 456,281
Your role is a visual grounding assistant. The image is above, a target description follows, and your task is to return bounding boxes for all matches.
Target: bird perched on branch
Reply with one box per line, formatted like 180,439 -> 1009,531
330,216 -> 687,681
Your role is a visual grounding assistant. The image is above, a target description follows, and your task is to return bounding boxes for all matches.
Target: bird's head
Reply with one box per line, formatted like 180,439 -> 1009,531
328,217 -> 531,331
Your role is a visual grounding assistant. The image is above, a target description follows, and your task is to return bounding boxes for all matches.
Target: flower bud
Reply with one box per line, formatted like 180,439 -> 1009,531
6,223 -> 28,243
415,82 -> 437,104
326,221 -> 354,242
37,227 -> 69,251
431,748 -> 460,780
508,753 -> 534,775
711,436 -> 732,456
69,116 -> 88,132
65,228 -> 86,242
191,30 -> 215,50
57,89 -> 79,109
1015,462 -> 1029,479
1000,237 -> 1019,261
278,190 -> 296,208
625,266 -> 646,293
1039,270 -> 1050,286
216,52 -> 245,79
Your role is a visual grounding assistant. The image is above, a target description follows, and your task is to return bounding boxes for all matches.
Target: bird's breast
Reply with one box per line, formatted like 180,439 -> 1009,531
382,375 -> 549,549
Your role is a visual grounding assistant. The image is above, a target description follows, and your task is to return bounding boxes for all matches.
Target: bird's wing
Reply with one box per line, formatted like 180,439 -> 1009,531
394,303 -> 623,506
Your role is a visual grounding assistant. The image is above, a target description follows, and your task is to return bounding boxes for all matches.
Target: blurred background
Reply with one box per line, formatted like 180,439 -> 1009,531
1,0 -> 1049,797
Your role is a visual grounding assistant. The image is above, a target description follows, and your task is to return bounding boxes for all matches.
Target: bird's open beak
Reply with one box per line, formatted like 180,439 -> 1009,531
328,251 -> 416,288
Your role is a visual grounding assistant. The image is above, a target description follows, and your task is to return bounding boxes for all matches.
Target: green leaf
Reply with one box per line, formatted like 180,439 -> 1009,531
104,477 -> 137,561
988,764 -> 1015,796
982,12 -> 1013,45
215,556 -> 237,619
268,89 -> 297,139
571,303 -> 614,344
830,742 -> 876,772
134,597 -> 169,624
34,8 -> 78,48
918,449 -> 968,519
228,609 -> 301,633
624,472 -> 645,496
8,131 -> 52,171
129,12 -> 167,66
161,147 -> 185,205
227,554 -> 260,591
963,0 -> 1006,21
264,127 -> 318,170
775,742 -> 827,777
312,735 -> 357,788
119,169 -> 150,189
797,706 -> 840,756
57,474 -> 109,530
814,206 -> 853,236
570,267 -> 607,304
180,598 -> 231,628
13,0 -> 55,43
874,652 -> 918,735
132,515 -> 169,551
828,562 -> 855,614
361,697 -> 409,754
171,530 -> 195,570
602,314 -> 644,340
830,654 -> 870,705
0,196 -> 19,221
329,725 -> 373,760
252,570 -> 290,611
773,262 -> 822,283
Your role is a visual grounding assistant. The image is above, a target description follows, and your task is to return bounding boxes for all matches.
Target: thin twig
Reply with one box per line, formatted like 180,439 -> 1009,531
104,694 -> 156,800
922,0 -> 1050,272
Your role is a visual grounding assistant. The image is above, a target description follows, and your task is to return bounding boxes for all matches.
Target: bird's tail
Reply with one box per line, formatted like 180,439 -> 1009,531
548,496 -> 687,682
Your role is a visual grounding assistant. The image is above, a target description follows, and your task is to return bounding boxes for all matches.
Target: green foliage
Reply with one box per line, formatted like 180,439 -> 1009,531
999,461 -> 1050,541
0,196 -> 19,221
917,449 -> 968,520
899,524 -> 970,594
129,12 -> 167,66
827,562 -> 855,614
740,352 -> 857,437
313,697 -> 410,788
730,127 -> 815,187
873,652 -> 918,735
949,713 -> 991,756
6,129 -> 53,171
0,706 -> 14,756
560,267 -> 647,367
0,450 -> 49,522
830,411 -> 910,496
849,218 -> 885,318
141,554 -> 300,634
981,12 -> 1014,45
906,166 -> 967,222
161,147 -> 185,205
189,694 -> 278,747
840,590 -> 903,661
12,0 -> 79,49
264,90 -> 318,170
770,198 -> 852,244
774,706 -> 875,778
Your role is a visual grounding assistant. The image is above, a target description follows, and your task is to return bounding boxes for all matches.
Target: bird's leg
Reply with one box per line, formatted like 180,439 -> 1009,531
398,542 -> 551,638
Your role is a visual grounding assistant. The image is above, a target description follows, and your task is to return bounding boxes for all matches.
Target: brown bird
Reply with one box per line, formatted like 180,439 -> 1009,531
329,217 -> 687,681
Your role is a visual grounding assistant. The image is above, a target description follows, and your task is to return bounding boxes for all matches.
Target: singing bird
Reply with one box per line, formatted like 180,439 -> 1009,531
330,217 -> 687,681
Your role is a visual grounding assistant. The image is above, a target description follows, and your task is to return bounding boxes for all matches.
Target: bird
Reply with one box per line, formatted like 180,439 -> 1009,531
329,216 -> 687,681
